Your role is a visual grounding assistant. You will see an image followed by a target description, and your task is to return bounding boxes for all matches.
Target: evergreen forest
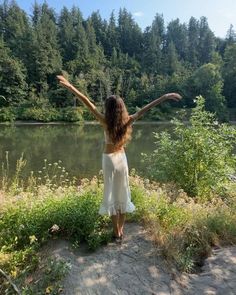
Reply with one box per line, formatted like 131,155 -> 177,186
0,1 -> 236,121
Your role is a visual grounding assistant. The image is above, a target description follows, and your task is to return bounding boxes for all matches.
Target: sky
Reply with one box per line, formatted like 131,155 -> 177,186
11,0 -> 236,38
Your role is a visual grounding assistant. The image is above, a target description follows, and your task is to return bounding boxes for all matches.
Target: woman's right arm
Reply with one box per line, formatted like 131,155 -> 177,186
57,75 -> 105,125
129,93 -> 182,122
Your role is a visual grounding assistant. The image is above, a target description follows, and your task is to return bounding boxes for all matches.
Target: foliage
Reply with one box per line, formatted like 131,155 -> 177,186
0,39 -> 28,105
223,44 -> 236,108
0,161 -> 111,292
143,96 -> 236,198
189,63 -> 228,121
129,174 -> 236,272
62,107 -> 83,122
0,1 -> 235,121
18,107 -> 61,122
0,107 -> 16,122
0,157 -> 236,293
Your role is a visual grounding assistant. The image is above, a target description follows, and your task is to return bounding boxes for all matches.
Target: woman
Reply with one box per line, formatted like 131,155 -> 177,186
57,75 -> 181,242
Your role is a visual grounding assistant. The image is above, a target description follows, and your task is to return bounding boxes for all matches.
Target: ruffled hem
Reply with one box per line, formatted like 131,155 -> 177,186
98,201 -> 135,216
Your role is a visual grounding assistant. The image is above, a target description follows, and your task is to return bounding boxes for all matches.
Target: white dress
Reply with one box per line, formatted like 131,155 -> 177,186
98,132 -> 135,216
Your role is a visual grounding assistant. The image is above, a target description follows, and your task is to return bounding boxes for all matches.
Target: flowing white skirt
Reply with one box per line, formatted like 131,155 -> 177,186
98,152 -> 135,216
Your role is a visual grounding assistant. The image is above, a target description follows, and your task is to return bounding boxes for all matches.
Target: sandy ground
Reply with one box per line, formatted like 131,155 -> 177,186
46,222 -> 236,295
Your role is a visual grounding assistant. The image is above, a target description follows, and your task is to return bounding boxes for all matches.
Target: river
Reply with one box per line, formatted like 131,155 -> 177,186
0,122 -> 172,180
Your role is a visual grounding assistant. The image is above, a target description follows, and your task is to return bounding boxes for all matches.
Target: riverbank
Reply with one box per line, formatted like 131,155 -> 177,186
1,119 -> 236,126
44,223 -> 236,295
1,174 -> 236,293
0,106 -> 235,124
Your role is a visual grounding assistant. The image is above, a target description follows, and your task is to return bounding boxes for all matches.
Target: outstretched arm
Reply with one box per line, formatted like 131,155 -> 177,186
129,93 -> 182,122
57,75 -> 105,124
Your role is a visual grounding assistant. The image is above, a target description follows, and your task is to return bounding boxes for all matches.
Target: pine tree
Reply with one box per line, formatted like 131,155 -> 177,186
0,37 -> 28,105
106,11 -> 118,56
226,24 -> 236,45
198,17 -> 216,64
164,41 -> 181,75
90,11 -> 107,48
117,8 -> 142,57
31,2 -> 62,94
188,17 -> 200,66
142,14 -> 165,74
223,44 -> 236,107
58,7 -> 75,62
166,19 -> 188,60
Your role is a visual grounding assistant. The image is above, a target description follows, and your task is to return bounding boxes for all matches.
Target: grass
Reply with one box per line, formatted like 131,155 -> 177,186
130,174 -> 236,272
0,159 -> 236,293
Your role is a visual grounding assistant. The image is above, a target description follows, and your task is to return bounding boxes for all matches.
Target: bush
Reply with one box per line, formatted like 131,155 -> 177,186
143,96 -> 236,198
62,106 -> 83,122
82,108 -> 96,121
129,175 -> 236,272
0,107 -> 15,122
17,107 -> 61,122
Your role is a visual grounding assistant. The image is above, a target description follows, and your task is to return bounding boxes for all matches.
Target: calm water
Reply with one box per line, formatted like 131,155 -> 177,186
0,123 -> 172,180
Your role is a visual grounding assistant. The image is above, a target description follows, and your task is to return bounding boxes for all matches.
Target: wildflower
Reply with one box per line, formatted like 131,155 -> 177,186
29,235 -> 38,244
49,224 -> 60,233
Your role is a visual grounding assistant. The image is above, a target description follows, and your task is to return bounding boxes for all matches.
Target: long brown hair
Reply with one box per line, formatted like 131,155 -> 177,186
104,95 -> 132,146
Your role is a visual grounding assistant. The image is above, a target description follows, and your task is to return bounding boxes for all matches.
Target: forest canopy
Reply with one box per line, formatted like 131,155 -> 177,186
0,0 -> 236,121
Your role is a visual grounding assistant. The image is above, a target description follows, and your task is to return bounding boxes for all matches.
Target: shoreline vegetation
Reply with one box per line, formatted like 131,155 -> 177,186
1,98 -> 236,293
0,107 -> 236,124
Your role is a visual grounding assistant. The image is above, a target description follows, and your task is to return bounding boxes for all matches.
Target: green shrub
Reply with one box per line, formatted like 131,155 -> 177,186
129,175 -> 236,272
82,108 -> 96,121
62,106 -> 83,122
143,96 -> 236,198
19,107 -> 61,122
0,107 -> 15,122
0,187 -> 109,252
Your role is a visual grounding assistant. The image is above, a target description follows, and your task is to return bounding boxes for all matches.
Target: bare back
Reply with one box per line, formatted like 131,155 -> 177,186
102,116 -> 134,154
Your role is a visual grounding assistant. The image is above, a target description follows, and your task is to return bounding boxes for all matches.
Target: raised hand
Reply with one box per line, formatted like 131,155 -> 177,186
56,75 -> 72,90
163,93 -> 182,102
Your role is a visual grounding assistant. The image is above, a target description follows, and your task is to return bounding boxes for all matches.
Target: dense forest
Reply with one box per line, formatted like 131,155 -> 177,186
0,0 -> 236,121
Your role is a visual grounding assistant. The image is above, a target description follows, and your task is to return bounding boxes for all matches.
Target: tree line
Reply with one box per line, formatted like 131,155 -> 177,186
0,0 -> 236,121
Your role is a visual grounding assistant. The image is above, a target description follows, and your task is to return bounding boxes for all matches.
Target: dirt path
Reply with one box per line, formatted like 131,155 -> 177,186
47,222 -> 236,295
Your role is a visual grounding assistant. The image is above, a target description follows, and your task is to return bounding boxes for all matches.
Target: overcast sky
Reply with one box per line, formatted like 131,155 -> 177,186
15,0 -> 236,38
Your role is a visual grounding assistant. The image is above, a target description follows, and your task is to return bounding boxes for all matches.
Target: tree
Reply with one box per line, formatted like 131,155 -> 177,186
117,8 -> 142,57
0,38 -> 28,106
226,24 -> 236,45
188,17 -> 199,66
0,1 -> 33,75
142,14 -> 165,74
198,17 -> 216,64
90,11 -> 107,48
166,19 -> 188,60
163,41 -> 181,75
223,44 -> 236,107
31,2 -> 62,94
190,63 -> 227,120
58,7 -> 75,63
105,11 -> 118,56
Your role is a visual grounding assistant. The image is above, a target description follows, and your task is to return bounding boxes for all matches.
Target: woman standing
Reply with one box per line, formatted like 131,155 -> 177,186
57,75 -> 181,242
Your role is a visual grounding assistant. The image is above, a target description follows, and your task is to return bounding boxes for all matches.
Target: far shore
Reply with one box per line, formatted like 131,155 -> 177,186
0,120 -> 236,126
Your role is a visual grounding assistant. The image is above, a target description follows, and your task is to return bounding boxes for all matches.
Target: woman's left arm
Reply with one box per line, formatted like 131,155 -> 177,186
57,75 -> 105,125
